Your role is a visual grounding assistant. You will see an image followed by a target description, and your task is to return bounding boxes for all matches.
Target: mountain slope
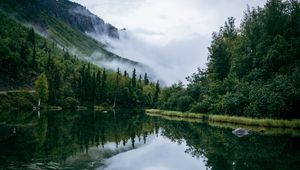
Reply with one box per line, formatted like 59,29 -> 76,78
0,0 -> 150,73
0,11 -> 159,109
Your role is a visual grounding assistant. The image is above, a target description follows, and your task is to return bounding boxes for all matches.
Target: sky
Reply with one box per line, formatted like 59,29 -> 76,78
100,133 -> 207,170
72,0 -> 267,85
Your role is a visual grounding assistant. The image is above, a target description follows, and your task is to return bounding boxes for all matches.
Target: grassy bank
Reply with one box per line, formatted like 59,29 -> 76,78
146,109 -> 300,129
146,109 -> 205,119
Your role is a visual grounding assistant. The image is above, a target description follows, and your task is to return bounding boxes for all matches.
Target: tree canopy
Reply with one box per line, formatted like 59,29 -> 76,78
158,0 -> 300,119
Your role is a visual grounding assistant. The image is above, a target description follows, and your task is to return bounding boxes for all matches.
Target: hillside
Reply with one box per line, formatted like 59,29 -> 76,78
0,11 -> 160,109
0,0 -> 149,73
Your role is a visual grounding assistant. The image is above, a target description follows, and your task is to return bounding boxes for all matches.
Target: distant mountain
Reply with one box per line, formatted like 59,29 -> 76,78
0,0 -> 152,74
0,0 -> 119,39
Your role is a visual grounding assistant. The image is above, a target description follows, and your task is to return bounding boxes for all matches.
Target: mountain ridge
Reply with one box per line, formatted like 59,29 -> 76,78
0,0 -> 153,75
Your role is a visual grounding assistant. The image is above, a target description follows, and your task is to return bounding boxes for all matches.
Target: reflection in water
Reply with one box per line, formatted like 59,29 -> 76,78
0,110 -> 300,170
100,131 -> 207,170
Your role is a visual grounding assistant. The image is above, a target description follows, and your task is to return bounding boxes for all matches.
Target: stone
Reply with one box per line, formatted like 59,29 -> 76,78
232,128 -> 249,137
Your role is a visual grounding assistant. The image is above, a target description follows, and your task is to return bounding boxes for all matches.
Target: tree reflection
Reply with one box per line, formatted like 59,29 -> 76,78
0,110 -> 300,169
158,119 -> 300,170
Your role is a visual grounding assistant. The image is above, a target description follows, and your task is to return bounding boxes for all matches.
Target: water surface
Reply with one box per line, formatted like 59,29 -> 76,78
0,110 -> 300,170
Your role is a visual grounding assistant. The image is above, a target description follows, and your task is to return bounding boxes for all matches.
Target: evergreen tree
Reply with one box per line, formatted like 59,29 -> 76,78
207,17 -> 236,81
153,80 -> 160,107
138,75 -> 142,83
35,73 -> 49,103
96,70 -> 102,103
26,28 -> 35,45
131,68 -> 137,88
101,69 -> 107,103
144,73 -> 149,85
113,68 -> 121,107
123,70 -> 128,77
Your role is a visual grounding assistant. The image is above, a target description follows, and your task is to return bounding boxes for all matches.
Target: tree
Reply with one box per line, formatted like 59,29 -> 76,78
153,80 -> 160,107
113,68 -> 121,107
123,70 -> 128,77
144,73 -> 149,85
207,17 -> 236,81
101,69 -> 107,102
96,70 -> 102,103
27,28 -> 37,70
35,73 -> 49,103
131,68 -> 137,88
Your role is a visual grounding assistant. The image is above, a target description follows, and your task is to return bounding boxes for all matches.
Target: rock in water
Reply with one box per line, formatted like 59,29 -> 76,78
232,128 -> 249,137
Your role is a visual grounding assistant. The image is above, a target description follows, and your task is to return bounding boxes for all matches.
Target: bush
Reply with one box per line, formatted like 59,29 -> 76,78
11,96 -> 33,109
62,97 -> 79,109
0,94 -> 11,109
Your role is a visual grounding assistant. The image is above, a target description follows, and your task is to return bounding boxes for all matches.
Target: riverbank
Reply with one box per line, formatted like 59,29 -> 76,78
146,109 -> 300,129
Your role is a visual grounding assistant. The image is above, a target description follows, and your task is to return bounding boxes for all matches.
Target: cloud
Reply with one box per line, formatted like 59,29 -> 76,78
159,15 -> 168,20
134,28 -> 164,36
72,0 -> 267,85
101,132 -> 207,170
103,30 -> 209,85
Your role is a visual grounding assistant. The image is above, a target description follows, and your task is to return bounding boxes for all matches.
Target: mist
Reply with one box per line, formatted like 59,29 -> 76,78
98,31 -> 208,86
72,0 -> 267,86
84,49 -> 163,84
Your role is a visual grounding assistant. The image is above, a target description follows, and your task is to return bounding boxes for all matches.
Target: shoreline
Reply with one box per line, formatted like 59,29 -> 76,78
146,109 -> 300,129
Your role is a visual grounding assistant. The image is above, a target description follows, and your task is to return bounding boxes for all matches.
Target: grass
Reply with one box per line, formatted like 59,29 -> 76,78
46,106 -> 62,111
208,114 -> 300,128
146,109 -> 300,129
146,109 -> 205,119
146,112 -> 203,123
208,121 -> 300,136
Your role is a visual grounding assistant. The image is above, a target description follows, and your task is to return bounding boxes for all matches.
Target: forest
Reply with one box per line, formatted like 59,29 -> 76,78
158,0 -> 300,119
0,11 -> 160,109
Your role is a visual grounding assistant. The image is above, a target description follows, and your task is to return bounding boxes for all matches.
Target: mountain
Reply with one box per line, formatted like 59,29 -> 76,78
0,11 -> 159,109
0,0 -> 119,39
0,0 -> 151,73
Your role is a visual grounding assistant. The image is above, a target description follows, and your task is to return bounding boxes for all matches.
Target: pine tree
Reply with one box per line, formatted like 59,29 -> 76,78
96,70 -> 101,103
46,50 -> 51,71
31,45 -> 37,70
27,28 -> 37,71
131,68 -> 137,88
20,41 -> 29,67
153,80 -> 160,107
79,65 -> 86,102
91,72 -> 96,103
113,68 -> 121,107
138,75 -> 142,83
101,69 -> 107,103
123,70 -> 128,77
27,28 -> 35,45
35,73 -> 49,103
144,73 -> 149,85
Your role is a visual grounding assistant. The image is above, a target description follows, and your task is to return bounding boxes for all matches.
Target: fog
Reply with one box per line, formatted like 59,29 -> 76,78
100,31 -> 208,85
73,0 -> 267,85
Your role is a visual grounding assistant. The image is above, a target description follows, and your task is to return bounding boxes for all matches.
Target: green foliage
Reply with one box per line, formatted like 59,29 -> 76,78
62,97 -> 79,109
35,73 -> 49,103
158,0 -> 300,118
0,92 -> 37,109
0,11 -> 160,109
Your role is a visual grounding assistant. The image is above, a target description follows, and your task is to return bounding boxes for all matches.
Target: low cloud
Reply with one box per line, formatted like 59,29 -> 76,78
134,28 -> 165,36
103,30 -> 209,85
72,0 -> 267,85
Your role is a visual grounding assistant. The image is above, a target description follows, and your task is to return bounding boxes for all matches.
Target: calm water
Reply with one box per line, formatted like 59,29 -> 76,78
0,109 -> 300,170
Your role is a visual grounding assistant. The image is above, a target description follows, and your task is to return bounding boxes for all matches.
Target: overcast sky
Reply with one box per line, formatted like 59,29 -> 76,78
72,0 -> 267,85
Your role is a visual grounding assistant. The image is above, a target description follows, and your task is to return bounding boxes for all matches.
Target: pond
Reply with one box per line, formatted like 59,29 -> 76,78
0,109 -> 300,170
